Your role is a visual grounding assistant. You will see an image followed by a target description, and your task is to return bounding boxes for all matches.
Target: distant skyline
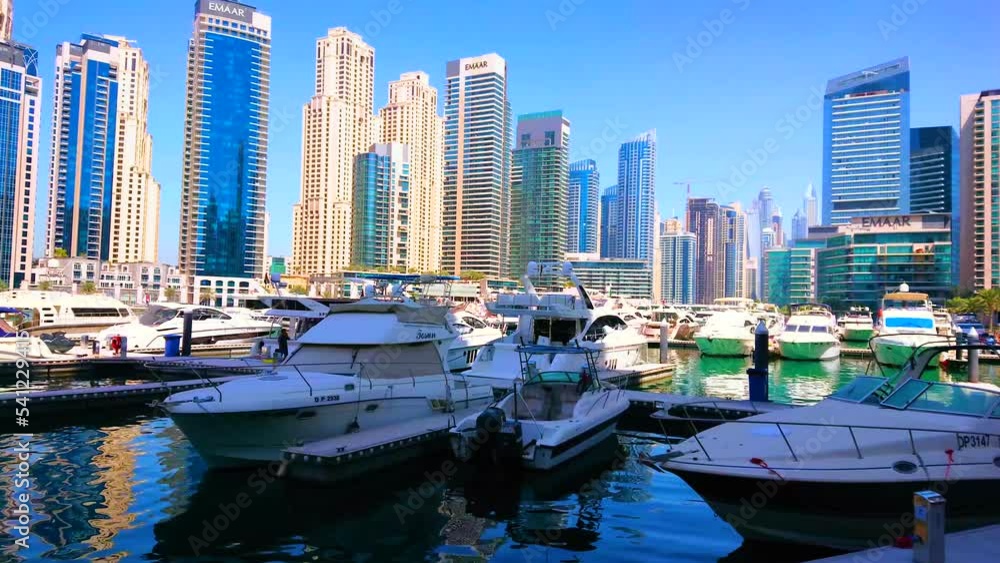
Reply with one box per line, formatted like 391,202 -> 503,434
13,0 -> 999,264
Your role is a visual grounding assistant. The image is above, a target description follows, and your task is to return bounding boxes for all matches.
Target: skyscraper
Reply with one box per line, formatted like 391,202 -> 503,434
0,0 -> 11,42
567,159 -> 599,254
351,143 -> 410,270
803,182 -> 818,226
510,111 -> 570,277
178,1 -> 271,278
292,27 -> 374,276
659,219 -> 696,304
687,197 -> 721,304
599,185 -> 618,258
959,89 -> 1000,291
822,57 -> 910,226
756,187 -> 775,228
442,53 -> 511,278
791,209 -> 807,242
719,203 -> 747,298
613,130 -> 656,262
379,71 -> 443,272
0,41 -> 40,288
771,206 -> 784,247
911,126 -> 960,283
46,35 -> 160,263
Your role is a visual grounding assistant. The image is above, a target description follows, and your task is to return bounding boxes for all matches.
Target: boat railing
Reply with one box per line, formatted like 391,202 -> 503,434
680,417 -> 1000,465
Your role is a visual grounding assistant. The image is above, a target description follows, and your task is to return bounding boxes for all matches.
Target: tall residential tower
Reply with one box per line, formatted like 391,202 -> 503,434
611,130 -> 656,262
567,159 -> 599,254
960,90 -> 1000,291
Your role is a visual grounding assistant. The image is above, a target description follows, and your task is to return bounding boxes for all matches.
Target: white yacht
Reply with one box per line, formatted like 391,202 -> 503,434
776,304 -> 840,361
98,303 -> 273,352
463,262 -> 647,392
450,346 -> 629,470
693,310 -> 758,357
160,280 -> 495,467
872,284 -> 947,368
933,308 -> 955,338
447,310 -> 504,372
0,290 -> 134,336
656,350 -> 1000,550
837,306 -> 876,342
0,307 -> 78,362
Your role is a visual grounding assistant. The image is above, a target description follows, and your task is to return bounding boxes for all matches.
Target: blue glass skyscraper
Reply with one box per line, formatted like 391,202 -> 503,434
178,1 -> 271,279
599,185 -> 618,258
822,57 -> 910,226
614,130 -> 656,262
910,126 -> 959,282
567,159 -> 599,254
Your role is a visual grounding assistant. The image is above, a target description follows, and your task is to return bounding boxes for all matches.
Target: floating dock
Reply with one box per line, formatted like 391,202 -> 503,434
807,524 -> 1000,563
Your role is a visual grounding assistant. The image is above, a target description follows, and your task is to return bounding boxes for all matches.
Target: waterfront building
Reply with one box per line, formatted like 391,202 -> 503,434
378,71 -> 443,272
817,213 -> 952,310
959,90 -> 1000,292
0,41 -> 40,289
350,143 -> 411,271
442,53 -> 511,278
46,35 -> 160,264
565,253 -> 652,299
292,27 -> 374,276
804,182 -> 818,226
822,57 -> 910,225
567,159 -> 599,254
764,245 -> 818,307
178,0 -> 271,280
510,111 -> 570,277
599,185 -> 618,258
29,258 -> 186,304
608,130 -> 656,262
659,220 -> 696,304
687,197 -> 721,304
791,209 -> 807,242
910,126 -> 959,282
719,203 -> 747,298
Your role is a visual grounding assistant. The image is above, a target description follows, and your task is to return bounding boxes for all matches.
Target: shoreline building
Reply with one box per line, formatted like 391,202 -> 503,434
610,130 -> 656,262
350,143 -> 411,270
46,35 -> 160,264
959,90 -> 1000,292
378,71 -> 443,272
0,41 -> 41,288
567,159 -> 599,254
822,57 -> 910,226
292,27 -> 375,276
177,0 -> 271,280
510,111 -> 570,277
599,185 -> 618,258
442,53 -> 511,278
565,253 -> 652,299
910,126 -> 959,282
719,203 -> 747,298
659,218 -> 696,304
687,197 -> 721,304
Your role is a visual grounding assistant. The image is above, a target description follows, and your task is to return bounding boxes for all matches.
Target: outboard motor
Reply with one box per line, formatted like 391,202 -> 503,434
473,407 -> 522,466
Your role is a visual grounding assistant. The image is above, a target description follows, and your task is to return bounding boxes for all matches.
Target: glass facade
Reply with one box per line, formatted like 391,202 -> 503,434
659,231 -> 696,304
686,197 -> 721,304
351,144 -> 411,270
599,185 -> 618,258
567,159 -> 599,254
720,205 -> 746,298
567,258 -> 652,299
958,91 -> 1000,292
611,131 -> 656,262
179,2 -> 271,279
823,57 -> 910,226
765,245 -> 818,307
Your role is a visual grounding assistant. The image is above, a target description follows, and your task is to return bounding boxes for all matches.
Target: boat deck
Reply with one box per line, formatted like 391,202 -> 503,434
807,524 -> 1000,562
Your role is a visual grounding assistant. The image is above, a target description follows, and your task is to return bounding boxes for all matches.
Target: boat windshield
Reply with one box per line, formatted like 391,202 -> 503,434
884,317 -> 934,330
139,306 -> 180,326
881,379 -> 1000,417
829,376 -> 892,404
526,371 -> 584,385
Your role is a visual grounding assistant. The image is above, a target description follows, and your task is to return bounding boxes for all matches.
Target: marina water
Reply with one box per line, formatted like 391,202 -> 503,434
3,349 -> 997,562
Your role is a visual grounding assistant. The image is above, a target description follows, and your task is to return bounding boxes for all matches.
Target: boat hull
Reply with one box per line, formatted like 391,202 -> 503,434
694,335 -> 753,357
841,327 -> 876,342
873,339 -> 942,367
777,339 -> 840,361
523,416 -> 620,471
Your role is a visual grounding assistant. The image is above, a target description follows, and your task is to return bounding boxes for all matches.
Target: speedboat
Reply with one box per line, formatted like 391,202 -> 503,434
776,304 -> 840,361
98,303 -> 274,352
693,310 -> 757,357
838,306 -> 876,342
447,310 -> 504,372
656,344 -> 1000,550
450,345 -> 630,470
872,283 -> 949,368
160,277 -> 495,468
463,262 -> 647,392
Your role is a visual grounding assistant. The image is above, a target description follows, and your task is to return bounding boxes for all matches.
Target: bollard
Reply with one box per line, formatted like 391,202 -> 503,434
969,327 -> 980,383
913,491 -> 945,563
955,330 -> 965,361
747,320 -> 769,402
119,336 -> 128,359
181,310 -> 194,356
659,323 -> 669,364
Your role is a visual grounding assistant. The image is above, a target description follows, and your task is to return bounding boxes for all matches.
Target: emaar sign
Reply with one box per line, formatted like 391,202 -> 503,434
198,0 -> 254,23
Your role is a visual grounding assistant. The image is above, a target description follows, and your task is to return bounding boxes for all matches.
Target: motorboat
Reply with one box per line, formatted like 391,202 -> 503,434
450,345 -> 630,470
753,303 -> 786,338
837,306 -> 876,342
933,309 -> 955,338
159,276 -> 495,467
448,310 -> 504,372
463,262 -> 647,392
0,290 -> 134,337
693,310 -> 757,357
642,306 -> 698,341
98,303 -> 274,352
776,304 -> 840,361
655,344 -> 1000,550
872,283 -> 949,368
0,307 -> 78,362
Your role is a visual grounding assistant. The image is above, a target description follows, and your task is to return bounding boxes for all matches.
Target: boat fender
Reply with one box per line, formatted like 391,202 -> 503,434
109,335 -> 122,355
750,457 -> 784,480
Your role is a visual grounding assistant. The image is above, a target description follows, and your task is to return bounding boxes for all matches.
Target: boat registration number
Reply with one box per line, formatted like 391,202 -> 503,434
956,433 -> 993,450
313,395 -> 340,403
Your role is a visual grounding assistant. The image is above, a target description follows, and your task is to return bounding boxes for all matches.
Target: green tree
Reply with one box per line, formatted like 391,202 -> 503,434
79,281 -> 97,295
977,288 -> 1000,333
0,280 -> 8,291
164,287 -> 179,302
38,281 -> 53,291
198,288 -> 215,305
53,248 -> 68,258
289,285 -> 309,296
461,271 -> 486,281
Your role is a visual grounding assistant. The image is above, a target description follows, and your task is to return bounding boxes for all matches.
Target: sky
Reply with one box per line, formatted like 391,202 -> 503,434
15,0 -> 1000,264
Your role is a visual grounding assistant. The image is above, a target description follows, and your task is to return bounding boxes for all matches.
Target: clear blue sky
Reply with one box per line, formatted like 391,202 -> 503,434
16,0 -> 999,263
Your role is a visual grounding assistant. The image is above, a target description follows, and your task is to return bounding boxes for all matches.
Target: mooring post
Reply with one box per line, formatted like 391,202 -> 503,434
913,491 -> 946,563
181,310 -> 194,357
968,327 -> 980,383
120,336 -> 128,359
747,320 -> 769,402
659,322 -> 669,364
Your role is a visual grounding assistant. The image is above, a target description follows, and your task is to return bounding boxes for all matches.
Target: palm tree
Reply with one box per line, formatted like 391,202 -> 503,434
53,248 -> 68,258
79,281 -> 97,295
164,287 -> 179,302
198,288 -> 214,305
0,280 -> 8,291
38,281 -> 53,291
461,271 -> 486,281
977,288 -> 1000,333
